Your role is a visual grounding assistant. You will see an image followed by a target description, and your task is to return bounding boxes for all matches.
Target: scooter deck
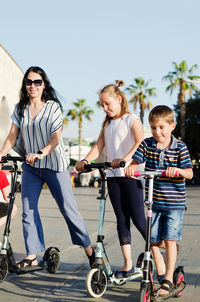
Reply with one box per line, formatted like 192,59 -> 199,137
113,270 -> 143,286
16,262 -> 44,275
151,281 -> 186,301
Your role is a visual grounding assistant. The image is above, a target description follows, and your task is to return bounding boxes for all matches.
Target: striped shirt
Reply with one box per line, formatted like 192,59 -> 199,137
11,100 -> 68,172
132,135 -> 193,210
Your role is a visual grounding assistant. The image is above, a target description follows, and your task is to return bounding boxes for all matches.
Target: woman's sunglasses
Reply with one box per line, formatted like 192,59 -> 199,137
25,79 -> 43,87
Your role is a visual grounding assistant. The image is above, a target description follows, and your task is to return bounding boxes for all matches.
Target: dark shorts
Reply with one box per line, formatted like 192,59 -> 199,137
0,202 -> 9,218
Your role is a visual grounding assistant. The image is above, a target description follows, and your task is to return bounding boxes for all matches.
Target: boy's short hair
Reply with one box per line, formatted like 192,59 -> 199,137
148,105 -> 174,124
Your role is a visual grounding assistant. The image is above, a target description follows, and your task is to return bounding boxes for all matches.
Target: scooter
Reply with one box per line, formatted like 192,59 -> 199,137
133,170 -> 186,302
0,154 -> 60,282
83,162 -> 150,298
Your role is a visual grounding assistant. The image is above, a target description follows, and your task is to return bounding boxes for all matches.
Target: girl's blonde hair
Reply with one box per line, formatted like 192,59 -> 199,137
100,80 -> 130,133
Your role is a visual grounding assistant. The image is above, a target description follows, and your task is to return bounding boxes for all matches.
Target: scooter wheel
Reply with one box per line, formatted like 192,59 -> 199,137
139,284 -> 151,302
173,267 -> 185,298
43,247 -> 60,273
0,255 -> 8,282
86,268 -> 107,298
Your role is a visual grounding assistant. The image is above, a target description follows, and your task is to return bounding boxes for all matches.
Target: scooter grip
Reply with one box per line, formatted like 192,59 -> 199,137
133,171 -> 141,177
120,161 -> 126,168
161,171 -> 179,177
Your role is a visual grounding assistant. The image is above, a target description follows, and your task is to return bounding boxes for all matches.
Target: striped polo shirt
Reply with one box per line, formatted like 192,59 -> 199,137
11,100 -> 68,172
132,135 -> 193,210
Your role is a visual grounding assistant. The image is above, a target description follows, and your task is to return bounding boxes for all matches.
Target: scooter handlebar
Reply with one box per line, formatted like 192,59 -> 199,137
0,154 -> 25,163
84,161 -> 125,171
133,170 -> 179,177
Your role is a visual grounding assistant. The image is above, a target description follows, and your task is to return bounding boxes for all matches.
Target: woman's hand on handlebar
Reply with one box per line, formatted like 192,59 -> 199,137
26,153 -> 43,164
111,158 -> 126,169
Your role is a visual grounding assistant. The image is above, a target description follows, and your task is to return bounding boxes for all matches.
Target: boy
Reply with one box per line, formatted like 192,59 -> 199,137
125,105 -> 193,298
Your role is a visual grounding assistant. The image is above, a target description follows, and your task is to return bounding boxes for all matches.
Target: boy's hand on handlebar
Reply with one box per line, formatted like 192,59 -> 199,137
111,158 -> 125,169
124,165 -> 135,178
165,167 -> 180,178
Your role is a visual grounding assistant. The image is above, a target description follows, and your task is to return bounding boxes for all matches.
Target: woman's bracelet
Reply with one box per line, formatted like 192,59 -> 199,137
80,159 -> 89,164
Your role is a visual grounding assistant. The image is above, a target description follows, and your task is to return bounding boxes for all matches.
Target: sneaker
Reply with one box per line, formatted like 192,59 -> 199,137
115,267 -> 135,278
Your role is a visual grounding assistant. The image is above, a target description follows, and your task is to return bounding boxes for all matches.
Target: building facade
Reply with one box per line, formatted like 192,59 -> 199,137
0,44 -> 24,149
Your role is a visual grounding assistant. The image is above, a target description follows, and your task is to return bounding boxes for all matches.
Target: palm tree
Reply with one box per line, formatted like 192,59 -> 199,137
66,99 -> 93,160
163,60 -> 200,141
125,77 -> 156,124
96,100 -> 101,108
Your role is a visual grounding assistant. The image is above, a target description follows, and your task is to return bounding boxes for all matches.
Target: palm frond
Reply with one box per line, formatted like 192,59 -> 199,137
96,100 -> 101,107
126,77 -> 156,123
189,64 -> 198,73
190,84 -> 199,92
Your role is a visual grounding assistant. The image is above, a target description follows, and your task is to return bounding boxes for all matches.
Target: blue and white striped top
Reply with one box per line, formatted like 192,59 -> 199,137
133,135 -> 193,211
11,100 -> 68,172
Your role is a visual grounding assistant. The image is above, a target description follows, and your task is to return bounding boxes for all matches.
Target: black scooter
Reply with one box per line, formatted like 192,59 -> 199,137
0,154 -> 60,282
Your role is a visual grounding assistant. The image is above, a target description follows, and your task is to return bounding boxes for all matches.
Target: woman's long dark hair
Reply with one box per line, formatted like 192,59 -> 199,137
18,66 -> 62,116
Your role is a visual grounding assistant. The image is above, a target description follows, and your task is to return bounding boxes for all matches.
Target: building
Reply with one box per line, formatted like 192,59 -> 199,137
0,44 -> 24,149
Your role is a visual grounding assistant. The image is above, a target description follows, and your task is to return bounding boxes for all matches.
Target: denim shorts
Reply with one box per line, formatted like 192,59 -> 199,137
151,209 -> 184,242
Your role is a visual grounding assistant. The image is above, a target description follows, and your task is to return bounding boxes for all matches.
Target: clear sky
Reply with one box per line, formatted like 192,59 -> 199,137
0,0 -> 200,140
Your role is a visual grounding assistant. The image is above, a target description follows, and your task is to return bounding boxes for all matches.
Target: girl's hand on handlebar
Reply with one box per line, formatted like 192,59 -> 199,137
124,165 -> 135,178
26,153 -> 43,164
165,167 -> 180,178
111,158 -> 126,169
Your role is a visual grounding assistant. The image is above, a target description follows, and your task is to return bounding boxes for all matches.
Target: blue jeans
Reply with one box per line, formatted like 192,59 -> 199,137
151,209 -> 184,243
21,162 -> 91,255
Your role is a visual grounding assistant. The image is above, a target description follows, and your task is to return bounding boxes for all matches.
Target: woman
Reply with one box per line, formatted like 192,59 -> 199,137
0,66 -> 94,268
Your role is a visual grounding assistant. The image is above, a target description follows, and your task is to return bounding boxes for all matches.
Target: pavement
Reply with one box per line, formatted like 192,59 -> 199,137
0,185 -> 199,302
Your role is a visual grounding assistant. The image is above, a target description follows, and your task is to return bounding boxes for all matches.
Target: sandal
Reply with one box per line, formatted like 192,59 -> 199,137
157,279 -> 174,297
87,248 -> 96,268
18,257 -> 37,269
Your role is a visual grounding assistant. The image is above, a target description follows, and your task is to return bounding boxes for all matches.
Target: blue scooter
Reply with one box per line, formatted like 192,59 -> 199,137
83,162 -> 149,298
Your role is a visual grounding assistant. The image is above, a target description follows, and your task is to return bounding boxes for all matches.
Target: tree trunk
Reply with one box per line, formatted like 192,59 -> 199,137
178,79 -> 186,141
78,121 -> 82,161
140,99 -> 144,124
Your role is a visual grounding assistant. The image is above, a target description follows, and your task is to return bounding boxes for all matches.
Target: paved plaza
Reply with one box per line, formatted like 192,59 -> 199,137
0,185 -> 199,301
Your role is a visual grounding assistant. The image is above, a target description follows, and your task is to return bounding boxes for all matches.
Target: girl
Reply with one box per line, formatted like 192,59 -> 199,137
0,66 -> 95,268
76,80 -> 146,277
